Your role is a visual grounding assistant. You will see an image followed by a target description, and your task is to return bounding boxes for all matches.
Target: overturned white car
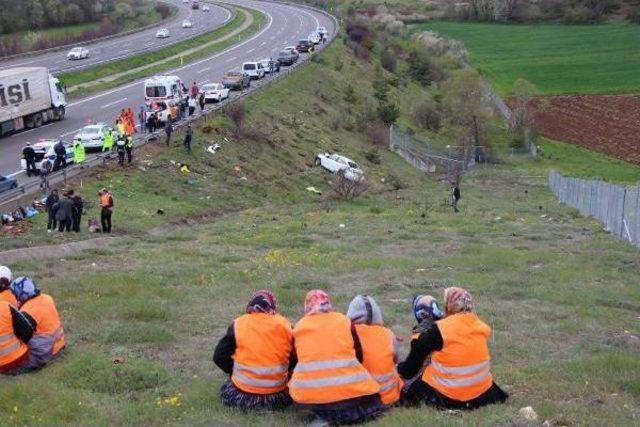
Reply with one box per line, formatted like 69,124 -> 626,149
315,153 -> 364,181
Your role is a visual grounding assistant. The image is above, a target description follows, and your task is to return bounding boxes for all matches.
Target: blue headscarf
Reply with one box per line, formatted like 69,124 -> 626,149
412,294 -> 443,323
10,276 -> 41,307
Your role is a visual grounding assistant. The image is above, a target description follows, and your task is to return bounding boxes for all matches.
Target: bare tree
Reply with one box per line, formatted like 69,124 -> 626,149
330,171 -> 367,201
508,78 -> 538,149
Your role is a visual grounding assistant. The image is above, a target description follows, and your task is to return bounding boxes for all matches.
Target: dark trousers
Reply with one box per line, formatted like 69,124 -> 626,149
188,107 -> 195,116
118,150 -> 125,166
72,212 -> 82,232
53,157 -> 66,171
184,140 -> 191,153
165,133 -> 172,146
47,213 -> 57,231
58,219 -> 71,232
25,159 -> 37,176
101,210 -> 112,233
126,147 -> 133,163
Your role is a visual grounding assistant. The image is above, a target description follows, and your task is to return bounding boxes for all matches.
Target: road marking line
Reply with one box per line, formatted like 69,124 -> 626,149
259,41 -> 266,47
199,79 -> 210,85
226,56 -> 237,63
0,60 -> 34,70
10,123 -> 54,137
198,67 -> 211,73
60,128 -> 82,137
247,48 -> 255,53
7,170 -> 24,178
101,97 -> 128,109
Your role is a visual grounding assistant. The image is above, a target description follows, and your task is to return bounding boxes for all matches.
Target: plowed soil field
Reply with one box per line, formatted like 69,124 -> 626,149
508,95 -> 640,165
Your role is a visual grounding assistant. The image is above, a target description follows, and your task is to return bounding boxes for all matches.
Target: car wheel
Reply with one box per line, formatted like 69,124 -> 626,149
11,183 -> 18,189
314,157 -> 321,167
33,114 -> 43,128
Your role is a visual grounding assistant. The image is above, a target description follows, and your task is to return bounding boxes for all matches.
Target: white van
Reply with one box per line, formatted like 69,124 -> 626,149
242,62 -> 265,80
144,75 -> 187,106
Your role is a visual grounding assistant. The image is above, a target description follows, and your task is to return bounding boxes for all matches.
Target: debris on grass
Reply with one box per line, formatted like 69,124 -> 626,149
306,186 -> 322,195
519,406 -> 539,422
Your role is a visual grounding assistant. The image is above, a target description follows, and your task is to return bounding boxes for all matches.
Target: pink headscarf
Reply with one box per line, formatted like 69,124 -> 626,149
444,287 -> 474,316
304,289 -> 333,315
246,290 -> 277,314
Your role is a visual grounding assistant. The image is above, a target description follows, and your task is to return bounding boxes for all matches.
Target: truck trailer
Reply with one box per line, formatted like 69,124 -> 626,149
0,67 -> 67,137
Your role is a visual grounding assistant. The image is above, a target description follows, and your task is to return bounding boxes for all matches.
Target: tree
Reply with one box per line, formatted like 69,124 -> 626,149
377,102 -> 399,125
440,69 -> 493,161
27,0 -> 46,29
508,78 -> 538,149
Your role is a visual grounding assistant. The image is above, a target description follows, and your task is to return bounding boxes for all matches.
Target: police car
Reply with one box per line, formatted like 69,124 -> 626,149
20,139 -> 74,172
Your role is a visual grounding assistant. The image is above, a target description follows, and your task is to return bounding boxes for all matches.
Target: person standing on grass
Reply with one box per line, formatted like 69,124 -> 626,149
23,142 -> 37,177
199,93 -> 206,112
55,190 -> 75,232
188,96 -> 197,116
125,135 -> 134,164
102,128 -> 115,152
71,192 -> 83,232
165,117 -> 173,146
184,124 -> 193,153
138,107 -> 146,134
73,139 -> 85,166
116,135 -> 126,166
45,189 -> 59,233
99,189 -> 114,234
450,181 -> 461,213
40,157 -> 53,190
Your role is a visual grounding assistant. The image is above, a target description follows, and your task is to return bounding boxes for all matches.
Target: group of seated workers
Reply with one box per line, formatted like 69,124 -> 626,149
0,266 -> 66,375
214,287 -> 508,425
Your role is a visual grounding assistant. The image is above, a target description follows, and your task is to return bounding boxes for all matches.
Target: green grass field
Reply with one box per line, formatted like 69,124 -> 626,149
1,38 -> 639,426
414,22 -> 640,95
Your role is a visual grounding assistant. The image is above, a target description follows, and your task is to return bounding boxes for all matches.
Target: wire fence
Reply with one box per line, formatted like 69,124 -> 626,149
548,170 -> 640,248
388,125 -> 487,181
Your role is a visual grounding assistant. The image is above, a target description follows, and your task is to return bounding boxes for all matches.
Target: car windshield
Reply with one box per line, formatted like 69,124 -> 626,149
202,84 -> 218,91
348,161 -> 358,168
244,64 -> 256,70
227,71 -> 241,77
146,85 -> 167,97
298,40 -> 307,44
82,127 -> 101,135
71,48 -> 81,53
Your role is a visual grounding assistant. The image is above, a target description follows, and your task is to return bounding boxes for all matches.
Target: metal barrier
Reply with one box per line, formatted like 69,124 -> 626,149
549,170 -> 640,248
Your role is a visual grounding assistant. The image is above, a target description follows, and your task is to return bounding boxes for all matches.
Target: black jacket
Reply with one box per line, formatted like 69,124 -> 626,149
55,197 -> 75,221
22,146 -> 35,160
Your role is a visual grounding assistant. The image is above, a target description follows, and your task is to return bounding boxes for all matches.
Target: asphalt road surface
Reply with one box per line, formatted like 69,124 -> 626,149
0,0 -> 334,187
0,0 -> 232,75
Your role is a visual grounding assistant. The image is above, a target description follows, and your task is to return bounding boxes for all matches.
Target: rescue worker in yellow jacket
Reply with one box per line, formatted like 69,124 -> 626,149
289,290 -> 383,425
0,266 -> 17,306
398,287 -> 508,409
10,277 -> 66,370
73,139 -> 85,165
346,294 -> 403,407
0,293 -> 34,375
214,290 -> 294,410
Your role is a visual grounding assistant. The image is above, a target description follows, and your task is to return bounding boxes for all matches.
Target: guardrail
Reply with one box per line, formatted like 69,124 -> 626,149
0,16 -> 337,212
0,0 -> 182,62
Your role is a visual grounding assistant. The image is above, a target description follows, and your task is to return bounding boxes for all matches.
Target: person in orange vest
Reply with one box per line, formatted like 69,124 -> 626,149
289,290 -> 383,425
10,277 -> 65,370
398,287 -> 508,409
213,290 -> 294,410
346,294 -> 403,407
0,291 -> 34,375
0,266 -> 17,306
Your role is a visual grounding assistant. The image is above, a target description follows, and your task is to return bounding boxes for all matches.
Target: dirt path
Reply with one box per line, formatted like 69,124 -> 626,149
0,236 -> 122,264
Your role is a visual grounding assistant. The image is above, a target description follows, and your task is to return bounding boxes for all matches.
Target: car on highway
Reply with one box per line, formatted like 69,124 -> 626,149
283,46 -> 300,59
296,39 -> 313,53
0,175 -> 18,194
67,47 -> 89,60
222,70 -> 251,90
182,19 -> 193,28
156,28 -> 170,38
202,4 -> 210,12
74,123 -> 112,150
315,153 -> 364,182
192,0 -> 200,9
242,61 -> 265,80
20,139 -> 74,172
202,83 -> 230,103
308,32 -> 321,45
278,50 -> 298,66
258,58 -> 280,73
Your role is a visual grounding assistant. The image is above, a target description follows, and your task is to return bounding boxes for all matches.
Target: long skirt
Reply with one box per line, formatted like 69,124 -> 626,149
404,379 -> 508,409
300,394 -> 383,425
220,379 -> 292,411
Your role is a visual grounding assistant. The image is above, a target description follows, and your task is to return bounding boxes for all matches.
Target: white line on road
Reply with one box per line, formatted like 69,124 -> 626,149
199,79 -> 210,85
0,60 -> 34,70
247,48 -> 255,53
7,170 -> 24,178
60,128 -> 82,137
101,97 -> 128,109
226,56 -> 237,63
198,67 -> 211,73
10,123 -> 53,137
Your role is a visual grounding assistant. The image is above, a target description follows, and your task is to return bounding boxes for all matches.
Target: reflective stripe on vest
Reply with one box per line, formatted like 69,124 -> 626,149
379,379 -> 400,393
234,361 -> 287,376
0,341 -> 20,357
233,371 -> 288,388
295,358 -> 360,373
431,359 -> 491,377
0,333 -> 13,344
429,367 -> 492,388
0,301 -> 28,367
290,370 -> 370,389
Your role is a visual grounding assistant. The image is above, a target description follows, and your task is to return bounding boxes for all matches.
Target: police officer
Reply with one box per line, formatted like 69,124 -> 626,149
102,128 -> 115,152
125,135 -> 134,164
22,143 -> 37,176
53,140 -> 67,171
116,135 -> 126,166
73,139 -> 85,166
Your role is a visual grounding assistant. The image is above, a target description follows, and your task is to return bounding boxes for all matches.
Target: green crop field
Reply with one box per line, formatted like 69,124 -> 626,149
414,22 -> 640,96
1,36 -> 639,426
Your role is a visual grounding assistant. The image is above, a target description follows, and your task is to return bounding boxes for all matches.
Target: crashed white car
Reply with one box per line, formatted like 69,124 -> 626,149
315,153 -> 364,181
202,83 -> 230,103
67,47 -> 89,60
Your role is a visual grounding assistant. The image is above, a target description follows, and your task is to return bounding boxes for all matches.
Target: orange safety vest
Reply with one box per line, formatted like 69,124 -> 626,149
101,193 -> 112,211
231,313 -> 293,394
422,312 -> 493,401
0,301 -> 28,368
0,289 -> 17,307
21,294 -> 66,356
289,312 -> 380,404
354,324 -> 402,405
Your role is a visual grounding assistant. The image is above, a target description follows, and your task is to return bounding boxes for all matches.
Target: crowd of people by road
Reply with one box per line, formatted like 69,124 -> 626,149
42,188 -> 114,234
213,288 -> 508,425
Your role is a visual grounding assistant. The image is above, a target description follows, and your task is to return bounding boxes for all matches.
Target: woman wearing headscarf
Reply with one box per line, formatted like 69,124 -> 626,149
398,287 -> 508,409
213,290 -> 294,411
346,294 -> 403,406
10,277 -> 66,370
289,290 -> 382,425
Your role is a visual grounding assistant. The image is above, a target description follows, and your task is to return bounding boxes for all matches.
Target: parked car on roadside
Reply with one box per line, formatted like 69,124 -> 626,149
296,39 -> 313,53
20,139 -> 74,172
202,83 -> 230,103
222,70 -> 251,90
67,47 -> 89,60
182,19 -> 193,28
0,175 -> 18,194
259,58 -> 280,73
308,32 -> 321,45
283,46 -> 300,58
202,4 -> 210,11
74,123 -> 112,150
156,28 -> 170,38
315,153 -> 364,182
242,61 -> 265,80
317,26 -> 327,37
278,50 -> 297,66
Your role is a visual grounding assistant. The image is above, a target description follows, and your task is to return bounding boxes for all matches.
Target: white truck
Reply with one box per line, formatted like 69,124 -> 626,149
0,67 -> 67,137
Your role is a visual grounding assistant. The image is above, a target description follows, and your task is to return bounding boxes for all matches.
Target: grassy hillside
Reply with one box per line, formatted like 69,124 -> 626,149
414,22 -> 640,95
1,37 -> 639,426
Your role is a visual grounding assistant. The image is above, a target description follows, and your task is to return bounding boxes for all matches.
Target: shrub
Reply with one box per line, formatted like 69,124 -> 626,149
380,49 -> 397,73
334,57 -> 344,71
364,148 -> 381,164
407,47 -> 446,86
364,120 -> 389,146
224,102 -> 246,137
414,99 -> 442,131
344,85 -> 357,104
377,102 -> 400,125
330,171 -> 367,201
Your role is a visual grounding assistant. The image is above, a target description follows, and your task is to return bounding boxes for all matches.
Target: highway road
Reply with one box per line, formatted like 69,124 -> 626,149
0,0 -> 232,75
0,0 -> 335,187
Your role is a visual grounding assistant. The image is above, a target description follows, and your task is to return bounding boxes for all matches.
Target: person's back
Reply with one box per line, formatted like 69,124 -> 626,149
55,197 -> 73,222
0,300 -> 29,373
23,146 -> 34,159
21,293 -> 65,354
